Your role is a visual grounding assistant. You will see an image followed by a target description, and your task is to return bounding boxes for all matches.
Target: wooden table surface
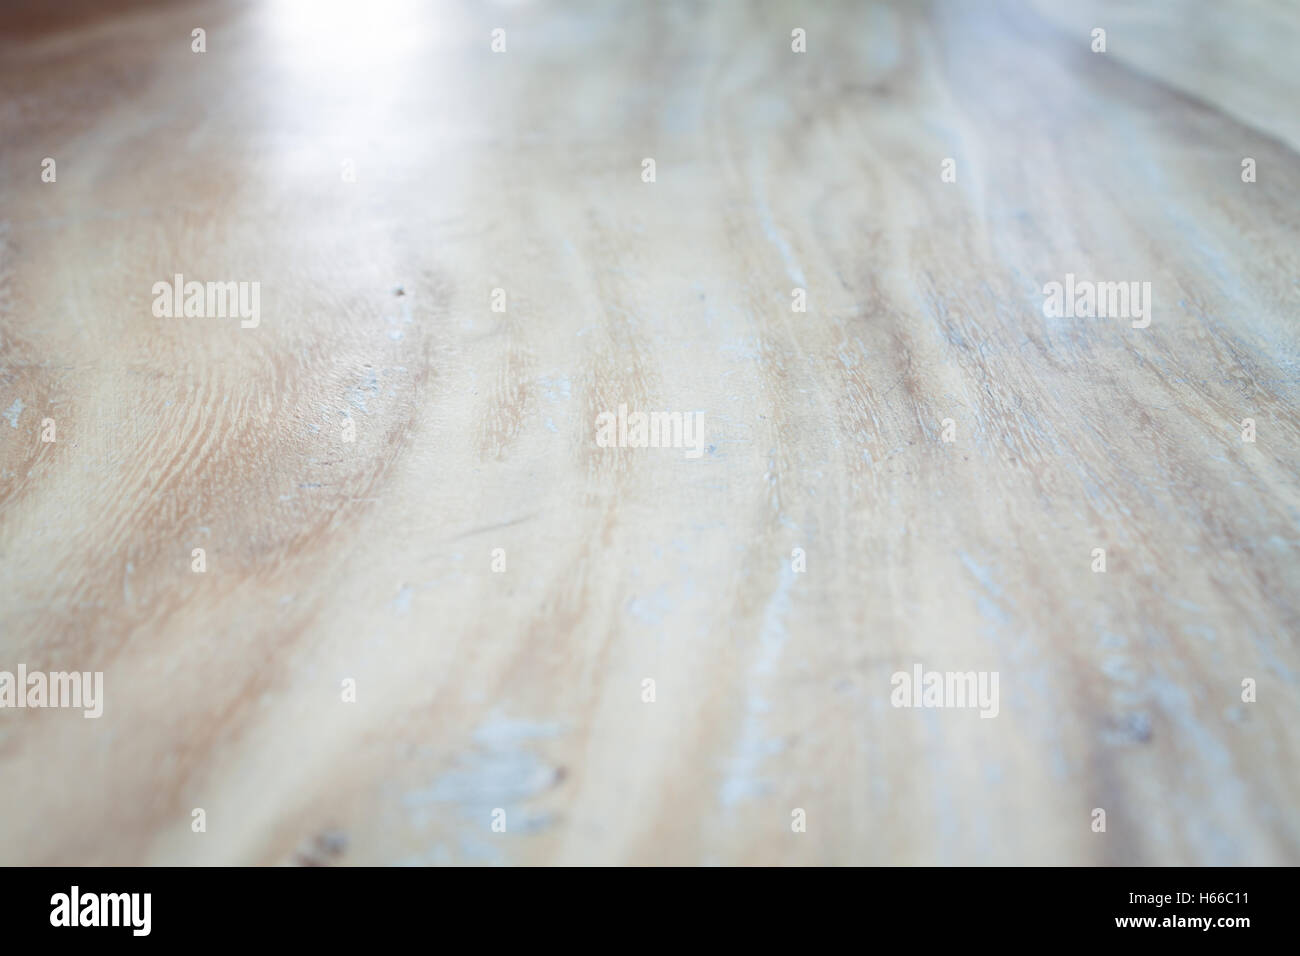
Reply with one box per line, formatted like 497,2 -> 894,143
1,0 -> 1297,865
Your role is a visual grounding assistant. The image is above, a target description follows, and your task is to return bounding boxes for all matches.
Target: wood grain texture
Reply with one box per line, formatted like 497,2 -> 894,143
1,0 -> 1297,865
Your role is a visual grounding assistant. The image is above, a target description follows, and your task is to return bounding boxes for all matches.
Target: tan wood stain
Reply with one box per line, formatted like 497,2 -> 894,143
0,0 -> 1297,864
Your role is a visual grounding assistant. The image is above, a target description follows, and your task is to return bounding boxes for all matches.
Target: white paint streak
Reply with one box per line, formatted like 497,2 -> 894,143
720,562 -> 794,807
403,714 -> 564,827
751,153 -> 807,288
3,398 -> 23,428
